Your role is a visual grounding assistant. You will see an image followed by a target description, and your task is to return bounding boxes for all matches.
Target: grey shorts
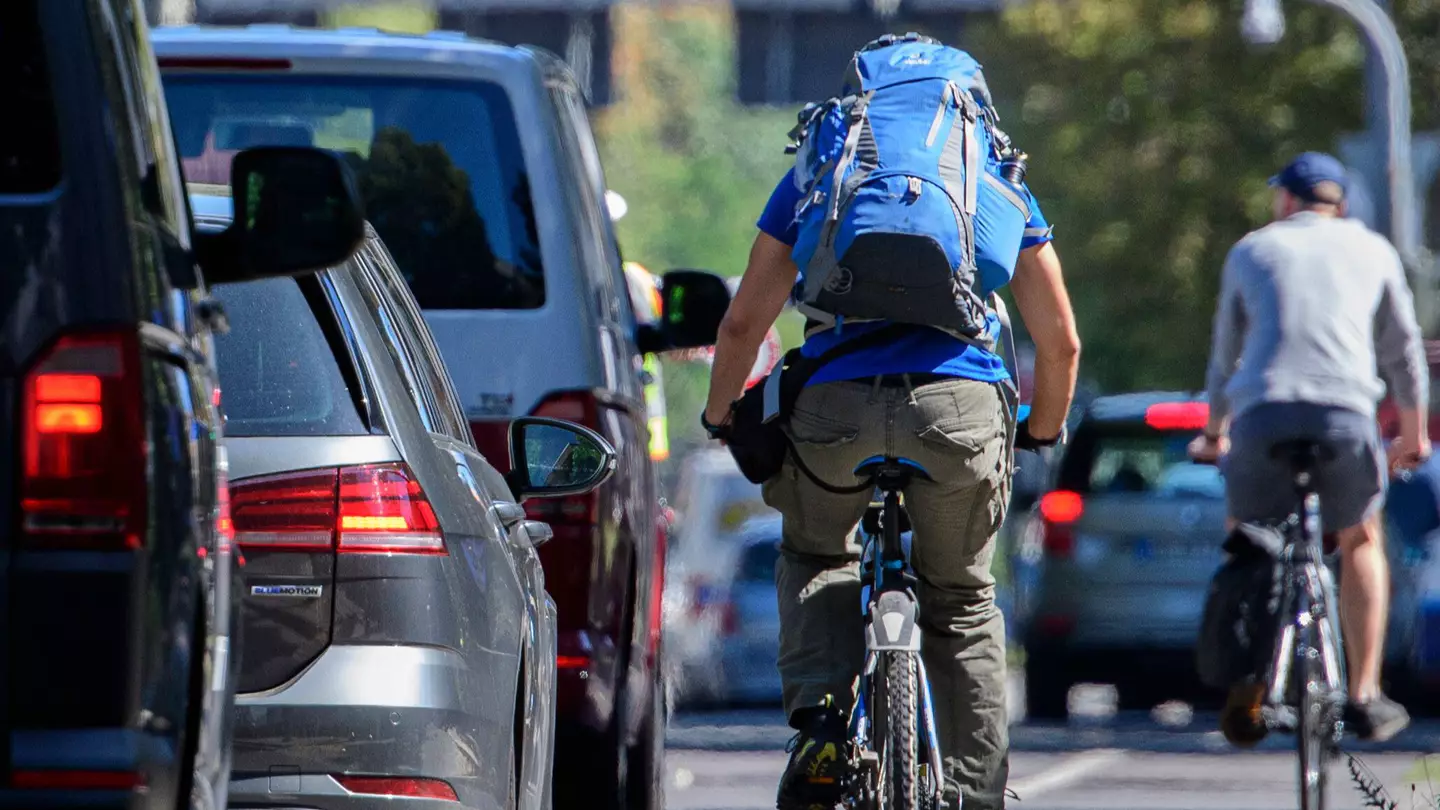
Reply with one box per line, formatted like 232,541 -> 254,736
1223,402 -> 1386,532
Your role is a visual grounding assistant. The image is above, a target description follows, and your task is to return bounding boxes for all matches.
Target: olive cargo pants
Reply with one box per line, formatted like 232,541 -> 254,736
763,376 -> 1015,810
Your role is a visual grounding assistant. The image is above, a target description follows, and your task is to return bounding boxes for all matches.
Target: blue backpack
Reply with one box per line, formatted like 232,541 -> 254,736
788,33 -> 1032,345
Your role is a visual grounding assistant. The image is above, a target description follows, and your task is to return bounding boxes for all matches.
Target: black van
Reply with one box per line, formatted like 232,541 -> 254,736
0,2 -> 363,808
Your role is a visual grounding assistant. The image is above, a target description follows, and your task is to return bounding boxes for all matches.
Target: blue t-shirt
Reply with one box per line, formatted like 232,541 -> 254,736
758,167 -> 1054,386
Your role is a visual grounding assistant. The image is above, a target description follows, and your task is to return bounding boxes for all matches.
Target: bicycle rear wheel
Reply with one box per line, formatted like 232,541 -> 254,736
875,651 -> 923,810
1297,636 -> 1328,810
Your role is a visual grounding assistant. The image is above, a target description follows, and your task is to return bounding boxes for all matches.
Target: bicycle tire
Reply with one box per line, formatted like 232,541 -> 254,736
1297,633 -> 1327,810
876,651 -> 923,810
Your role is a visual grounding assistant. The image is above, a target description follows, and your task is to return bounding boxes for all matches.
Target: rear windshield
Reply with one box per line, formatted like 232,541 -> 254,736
212,276 -> 367,437
1060,426 -> 1224,499
162,74 -> 543,310
1,0 -> 61,195
738,538 -> 781,583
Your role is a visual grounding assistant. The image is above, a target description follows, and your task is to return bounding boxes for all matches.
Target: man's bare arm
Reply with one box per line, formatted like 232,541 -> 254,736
1203,248 -> 1246,438
703,232 -> 799,426
1009,241 -> 1080,439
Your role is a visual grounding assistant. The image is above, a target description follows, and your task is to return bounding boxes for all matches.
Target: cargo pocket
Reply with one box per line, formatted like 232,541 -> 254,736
786,407 -> 860,448
911,382 -> 1005,456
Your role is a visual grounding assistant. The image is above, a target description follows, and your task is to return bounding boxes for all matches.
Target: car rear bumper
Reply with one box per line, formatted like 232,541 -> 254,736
228,773 -> 478,810
230,645 -> 512,810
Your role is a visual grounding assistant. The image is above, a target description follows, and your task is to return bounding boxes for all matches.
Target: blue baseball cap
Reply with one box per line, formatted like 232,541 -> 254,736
1268,152 -> 1348,202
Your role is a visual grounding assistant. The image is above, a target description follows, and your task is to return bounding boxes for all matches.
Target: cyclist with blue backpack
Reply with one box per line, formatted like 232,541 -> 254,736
701,34 -> 1080,810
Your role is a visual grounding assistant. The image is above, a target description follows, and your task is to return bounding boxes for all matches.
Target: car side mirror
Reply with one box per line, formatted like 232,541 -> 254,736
194,146 -> 365,285
506,417 -> 618,502
636,269 -> 732,354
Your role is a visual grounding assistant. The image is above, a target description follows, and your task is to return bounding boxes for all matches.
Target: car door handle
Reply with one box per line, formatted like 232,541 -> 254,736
521,520 -> 554,549
491,502 -> 527,529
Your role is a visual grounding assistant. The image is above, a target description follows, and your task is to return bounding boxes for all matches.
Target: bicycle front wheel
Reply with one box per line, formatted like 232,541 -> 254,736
875,651 -> 923,810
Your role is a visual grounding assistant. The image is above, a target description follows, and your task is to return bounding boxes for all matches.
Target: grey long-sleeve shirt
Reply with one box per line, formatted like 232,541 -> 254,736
1205,211 -> 1428,424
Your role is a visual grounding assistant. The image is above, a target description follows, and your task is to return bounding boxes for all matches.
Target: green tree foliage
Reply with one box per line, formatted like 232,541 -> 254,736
966,0 -> 1377,391
594,6 -> 798,488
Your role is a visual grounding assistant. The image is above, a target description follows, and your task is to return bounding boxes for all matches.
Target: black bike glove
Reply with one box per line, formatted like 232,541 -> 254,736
1015,418 -> 1064,452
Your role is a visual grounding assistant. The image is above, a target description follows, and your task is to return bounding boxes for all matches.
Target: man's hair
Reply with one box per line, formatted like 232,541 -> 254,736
1301,180 -> 1345,208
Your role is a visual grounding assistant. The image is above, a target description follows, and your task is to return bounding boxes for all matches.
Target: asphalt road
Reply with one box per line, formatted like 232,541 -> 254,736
664,691 -> 1440,810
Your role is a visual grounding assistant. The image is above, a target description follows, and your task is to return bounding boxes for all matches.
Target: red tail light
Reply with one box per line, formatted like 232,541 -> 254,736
20,330 -> 145,550
335,776 -> 457,801
230,463 -> 444,555
338,464 -> 443,554
1144,402 -> 1209,431
556,655 -> 590,670
1038,491 -> 1083,558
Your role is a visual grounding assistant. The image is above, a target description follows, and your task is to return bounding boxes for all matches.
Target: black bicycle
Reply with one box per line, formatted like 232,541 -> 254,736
1201,440 -> 1347,810
843,455 -> 944,810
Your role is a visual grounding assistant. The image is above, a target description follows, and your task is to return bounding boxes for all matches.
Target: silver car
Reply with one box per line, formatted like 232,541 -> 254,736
1011,392 -> 1228,719
195,194 -> 612,810
663,451 -> 777,705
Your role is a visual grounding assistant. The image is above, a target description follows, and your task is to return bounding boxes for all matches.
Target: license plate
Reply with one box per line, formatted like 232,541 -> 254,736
1133,539 -> 1211,561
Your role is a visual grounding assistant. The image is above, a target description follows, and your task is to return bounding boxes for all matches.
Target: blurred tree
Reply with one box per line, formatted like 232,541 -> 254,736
594,4 -> 799,491
966,0 -> 1383,392
1396,0 -> 1440,130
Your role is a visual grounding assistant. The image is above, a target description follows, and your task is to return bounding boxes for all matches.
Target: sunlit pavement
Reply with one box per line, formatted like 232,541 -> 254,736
664,685 -> 1440,810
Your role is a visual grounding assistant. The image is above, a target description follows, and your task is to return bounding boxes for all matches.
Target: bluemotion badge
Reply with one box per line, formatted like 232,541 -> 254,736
251,584 -> 323,598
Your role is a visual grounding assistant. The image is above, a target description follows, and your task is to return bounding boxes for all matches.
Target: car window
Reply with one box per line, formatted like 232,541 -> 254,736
211,276 -> 367,437
353,259 -> 440,433
1077,430 -> 1223,498
364,242 -> 472,444
1,1 -> 61,195
162,73 -> 544,310
547,83 -> 624,321
738,538 -> 781,583
362,236 -> 469,443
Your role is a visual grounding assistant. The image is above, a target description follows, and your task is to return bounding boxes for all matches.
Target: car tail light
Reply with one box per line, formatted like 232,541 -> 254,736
230,463 -> 444,555
231,469 -> 339,551
1038,491 -> 1083,558
1144,402 -> 1208,431
338,464 -> 444,554
556,655 -> 589,670
19,330 -> 145,550
335,776 -> 457,802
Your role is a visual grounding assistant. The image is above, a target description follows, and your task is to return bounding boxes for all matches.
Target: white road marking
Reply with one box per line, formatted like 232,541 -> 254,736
1008,748 -> 1124,799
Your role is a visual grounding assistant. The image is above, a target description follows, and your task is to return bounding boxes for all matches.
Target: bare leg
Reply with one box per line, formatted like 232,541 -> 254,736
1336,512 -> 1388,702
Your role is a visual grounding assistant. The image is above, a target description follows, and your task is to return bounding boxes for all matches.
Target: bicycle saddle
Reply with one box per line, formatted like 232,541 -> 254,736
852,455 -> 934,487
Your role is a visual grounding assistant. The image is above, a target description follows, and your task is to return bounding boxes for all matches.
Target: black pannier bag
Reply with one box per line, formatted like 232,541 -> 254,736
723,325 -> 906,485
1196,523 -> 1287,690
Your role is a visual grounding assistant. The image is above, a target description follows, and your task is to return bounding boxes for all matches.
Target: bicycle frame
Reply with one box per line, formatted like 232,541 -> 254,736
1252,452 -> 1346,810
1263,478 -> 1346,723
